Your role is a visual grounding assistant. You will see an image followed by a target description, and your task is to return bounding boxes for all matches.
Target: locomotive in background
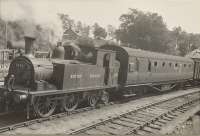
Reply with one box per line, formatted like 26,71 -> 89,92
0,35 -> 200,118
0,49 -> 15,82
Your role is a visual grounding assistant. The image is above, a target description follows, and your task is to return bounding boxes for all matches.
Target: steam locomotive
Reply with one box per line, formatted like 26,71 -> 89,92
0,35 -> 199,118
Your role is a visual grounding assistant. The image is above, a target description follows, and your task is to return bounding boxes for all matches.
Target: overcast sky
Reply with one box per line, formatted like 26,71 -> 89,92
1,0 -> 200,33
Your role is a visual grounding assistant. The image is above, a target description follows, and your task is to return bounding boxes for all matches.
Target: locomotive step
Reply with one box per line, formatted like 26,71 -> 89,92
123,93 -> 136,97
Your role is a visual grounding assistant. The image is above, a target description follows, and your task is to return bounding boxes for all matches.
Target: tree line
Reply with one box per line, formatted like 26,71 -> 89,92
115,9 -> 200,56
0,8 -> 200,56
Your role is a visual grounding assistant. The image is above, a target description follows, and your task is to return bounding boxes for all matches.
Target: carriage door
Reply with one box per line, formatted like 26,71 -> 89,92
147,59 -> 152,82
127,57 -> 138,84
103,53 -> 110,85
137,57 -> 149,83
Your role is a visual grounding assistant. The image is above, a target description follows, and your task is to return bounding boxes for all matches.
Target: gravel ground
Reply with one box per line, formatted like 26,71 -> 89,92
3,88 -> 200,135
173,112 -> 200,136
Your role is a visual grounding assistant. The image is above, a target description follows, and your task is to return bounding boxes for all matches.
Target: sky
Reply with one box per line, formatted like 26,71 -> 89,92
0,0 -> 200,33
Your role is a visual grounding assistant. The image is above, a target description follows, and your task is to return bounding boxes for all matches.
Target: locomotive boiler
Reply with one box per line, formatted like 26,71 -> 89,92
6,36 -> 54,92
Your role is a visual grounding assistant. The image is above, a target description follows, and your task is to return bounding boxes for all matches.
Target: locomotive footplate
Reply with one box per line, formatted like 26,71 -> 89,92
11,85 -> 117,119
17,86 -> 116,104
13,85 -> 117,97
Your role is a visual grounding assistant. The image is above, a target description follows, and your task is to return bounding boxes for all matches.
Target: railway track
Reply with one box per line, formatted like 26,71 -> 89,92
0,112 -> 27,129
0,106 -> 96,133
0,88 -> 199,134
66,90 -> 200,135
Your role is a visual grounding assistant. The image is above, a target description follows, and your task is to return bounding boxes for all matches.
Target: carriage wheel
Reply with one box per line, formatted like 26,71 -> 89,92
88,93 -> 99,107
101,91 -> 109,104
62,94 -> 79,112
33,96 -> 57,118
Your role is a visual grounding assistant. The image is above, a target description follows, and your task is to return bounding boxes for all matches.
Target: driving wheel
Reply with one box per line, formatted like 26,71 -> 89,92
33,96 -> 57,118
62,93 -> 79,112
88,93 -> 99,107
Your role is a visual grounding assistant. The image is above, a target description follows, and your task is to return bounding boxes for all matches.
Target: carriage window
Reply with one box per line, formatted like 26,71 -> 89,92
154,61 -> 157,67
184,64 -> 186,67
169,62 -> 172,67
175,63 -> 178,67
148,61 -> 151,72
162,62 -> 165,67
129,63 -> 135,72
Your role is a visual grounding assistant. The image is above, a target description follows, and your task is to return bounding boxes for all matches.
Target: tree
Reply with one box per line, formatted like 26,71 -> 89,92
107,25 -> 116,40
171,27 -> 199,56
75,36 -> 94,48
81,25 -> 90,37
7,21 -> 25,41
0,19 -> 6,48
75,21 -> 90,37
116,9 -> 169,53
58,13 -> 75,30
2,19 -> 56,51
93,23 -> 107,39
75,21 -> 83,34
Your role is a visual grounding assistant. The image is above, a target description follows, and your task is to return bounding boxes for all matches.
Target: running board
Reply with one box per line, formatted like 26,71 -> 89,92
149,84 -> 177,92
123,94 -> 137,97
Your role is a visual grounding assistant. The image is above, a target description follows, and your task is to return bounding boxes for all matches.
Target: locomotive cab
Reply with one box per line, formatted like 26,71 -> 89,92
51,49 -> 119,90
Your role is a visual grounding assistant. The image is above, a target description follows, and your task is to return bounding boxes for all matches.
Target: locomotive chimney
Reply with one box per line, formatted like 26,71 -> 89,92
24,36 -> 35,58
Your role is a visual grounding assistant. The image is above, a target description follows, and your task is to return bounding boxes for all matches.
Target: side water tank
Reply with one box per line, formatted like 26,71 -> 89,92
52,42 -> 65,59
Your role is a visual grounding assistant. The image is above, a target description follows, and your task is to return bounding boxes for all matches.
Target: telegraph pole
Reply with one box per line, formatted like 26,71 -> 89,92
0,0 -> 7,49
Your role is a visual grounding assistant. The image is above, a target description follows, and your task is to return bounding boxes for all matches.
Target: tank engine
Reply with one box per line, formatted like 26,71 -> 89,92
0,36 -> 120,118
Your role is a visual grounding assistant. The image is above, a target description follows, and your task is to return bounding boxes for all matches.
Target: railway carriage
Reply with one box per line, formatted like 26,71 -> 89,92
100,45 -> 194,94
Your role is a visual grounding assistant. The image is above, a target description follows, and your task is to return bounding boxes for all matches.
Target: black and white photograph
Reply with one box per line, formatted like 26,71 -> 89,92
0,0 -> 200,135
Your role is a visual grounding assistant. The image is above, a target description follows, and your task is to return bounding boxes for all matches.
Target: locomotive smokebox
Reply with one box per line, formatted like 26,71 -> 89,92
24,36 -> 35,58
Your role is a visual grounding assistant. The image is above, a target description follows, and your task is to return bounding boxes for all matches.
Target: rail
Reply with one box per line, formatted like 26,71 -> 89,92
0,88 -> 199,134
66,91 -> 200,135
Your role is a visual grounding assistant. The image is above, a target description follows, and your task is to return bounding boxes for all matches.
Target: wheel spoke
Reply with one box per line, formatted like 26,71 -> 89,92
33,96 -> 56,118
62,94 -> 79,112
101,91 -> 109,104
88,93 -> 99,107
